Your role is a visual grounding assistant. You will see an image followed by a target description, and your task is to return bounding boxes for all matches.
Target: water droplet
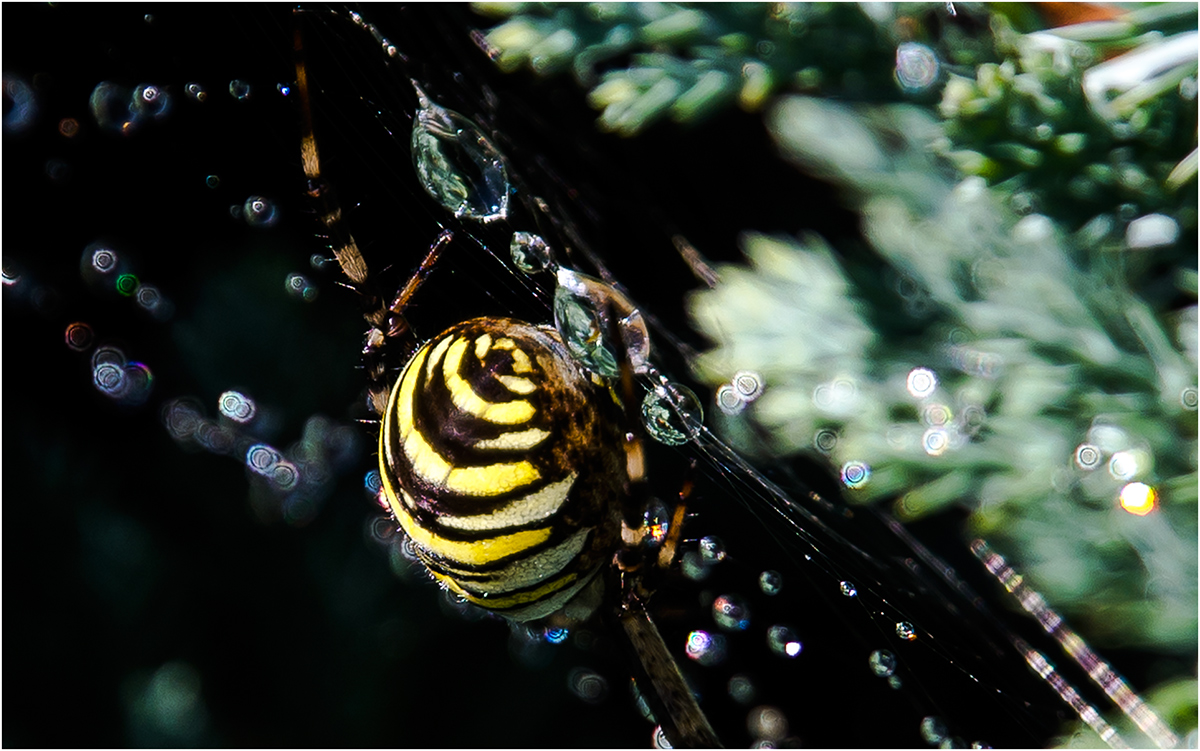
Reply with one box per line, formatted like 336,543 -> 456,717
895,42 -> 939,92
839,580 -> 857,597
185,82 -> 207,102
90,82 -> 138,134
906,367 -> 938,398
685,629 -> 727,666
712,594 -> 751,631
766,625 -> 802,658
716,384 -> 746,415
923,428 -> 949,456
641,383 -> 703,446
869,649 -> 897,677
1074,443 -> 1102,470
748,705 -> 789,742
1108,450 -> 1139,480
90,246 -> 118,273
728,674 -> 756,705
411,84 -> 509,221
2,258 -> 21,286
888,675 -> 903,690
896,621 -> 917,640
363,469 -> 383,497
510,231 -> 553,273
814,428 -> 838,453
65,322 -> 95,351
4,75 -> 37,134
162,398 -> 204,442
567,667 -> 608,704
840,460 -> 871,489
58,117 -> 79,137
228,79 -> 252,100
921,716 -> 948,746
285,273 -> 318,302
204,174 -> 220,189
369,515 -> 396,544
553,267 -> 649,378
276,83 -> 291,97
681,550 -> 710,581
698,535 -> 726,564
135,284 -> 170,318
544,626 -> 569,644
1182,386 -> 1198,410
247,444 -> 282,473
218,390 -> 256,423
638,497 -> 670,551
758,570 -> 782,595
652,724 -> 673,749
115,273 -> 139,297
732,370 -> 764,401
132,84 -> 171,122
243,196 -> 278,228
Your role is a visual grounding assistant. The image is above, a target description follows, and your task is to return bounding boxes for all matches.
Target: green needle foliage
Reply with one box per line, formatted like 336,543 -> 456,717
476,2 -> 1198,743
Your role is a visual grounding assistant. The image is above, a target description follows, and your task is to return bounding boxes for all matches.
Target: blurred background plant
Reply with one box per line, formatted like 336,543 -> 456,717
476,2 -> 1198,746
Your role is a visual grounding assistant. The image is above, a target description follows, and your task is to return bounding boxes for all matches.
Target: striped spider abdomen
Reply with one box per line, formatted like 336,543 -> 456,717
378,316 -> 626,622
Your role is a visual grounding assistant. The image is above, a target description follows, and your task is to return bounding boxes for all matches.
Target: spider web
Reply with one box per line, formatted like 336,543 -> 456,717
3,4 -> 1162,748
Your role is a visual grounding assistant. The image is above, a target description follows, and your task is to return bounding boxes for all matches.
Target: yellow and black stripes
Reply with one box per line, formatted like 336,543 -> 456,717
379,318 -> 625,621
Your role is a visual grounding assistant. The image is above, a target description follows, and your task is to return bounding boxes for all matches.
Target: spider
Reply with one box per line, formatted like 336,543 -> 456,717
294,9 -> 723,747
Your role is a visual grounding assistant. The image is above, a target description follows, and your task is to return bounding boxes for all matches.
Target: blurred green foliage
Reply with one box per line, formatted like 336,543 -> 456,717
476,2 -> 1198,744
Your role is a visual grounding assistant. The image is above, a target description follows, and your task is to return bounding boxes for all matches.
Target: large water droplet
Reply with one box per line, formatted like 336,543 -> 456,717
921,716 -> 948,746
896,621 -> 917,641
685,629 -> 727,666
759,570 -> 782,595
641,383 -> 703,445
510,231 -> 554,273
869,649 -> 897,677
839,580 -> 857,597
712,594 -> 751,631
552,266 -> 649,377
698,535 -> 726,564
766,625 -> 802,658
411,84 -> 509,221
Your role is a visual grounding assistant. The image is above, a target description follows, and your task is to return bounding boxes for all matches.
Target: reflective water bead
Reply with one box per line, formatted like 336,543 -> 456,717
543,626 -> 569,645
131,84 -> 171,122
747,705 -> 789,743
567,667 -> 608,704
920,716 -> 948,746
1074,443 -> 1102,470
839,580 -> 857,597
728,674 -> 756,705
923,427 -> 949,456
868,649 -> 897,677
758,570 -> 782,595
895,42 -> 939,92
228,79 -> 251,100
115,273 -> 139,297
285,272 -> 318,302
685,629 -> 727,666
732,370 -> 764,401
814,428 -> 838,453
243,196 -> 278,228
712,594 -> 751,631
185,82 -> 206,102
89,82 -> 138,134
896,621 -> 917,640
906,367 -> 938,398
641,383 -> 703,446
715,384 -> 746,415
411,84 -> 509,221
204,174 -> 220,189
553,266 -> 649,378
638,497 -> 670,551
509,231 -> 554,273
64,322 -> 95,352
1182,387 -> 1198,410
276,83 -> 291,97
698,535 -> 726,564
1119,482 -> 1157,516
652,725 -> 673,749
766,625 -> 802,658
218,390 -> 256,423
840,460 -> 871,489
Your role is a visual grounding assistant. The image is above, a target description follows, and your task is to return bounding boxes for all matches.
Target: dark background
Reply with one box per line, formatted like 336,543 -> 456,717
3,4 -> 1131,748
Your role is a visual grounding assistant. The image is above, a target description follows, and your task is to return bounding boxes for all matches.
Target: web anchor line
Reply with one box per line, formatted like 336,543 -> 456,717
972,540 -> 1180,750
